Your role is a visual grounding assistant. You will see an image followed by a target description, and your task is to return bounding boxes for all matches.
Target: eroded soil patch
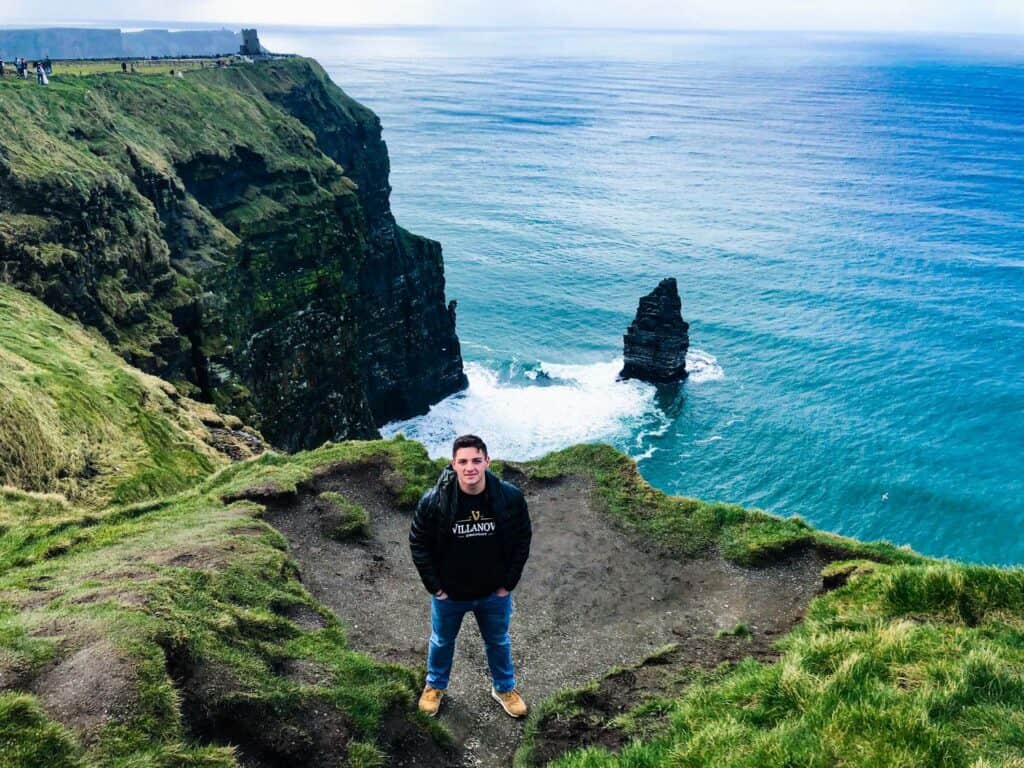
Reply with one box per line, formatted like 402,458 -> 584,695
263,465 -> 828,766
29,638 -> 139,747
525,634 -> 786,766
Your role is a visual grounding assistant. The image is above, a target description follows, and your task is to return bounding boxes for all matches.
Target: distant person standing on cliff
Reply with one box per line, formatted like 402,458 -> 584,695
409,434 -> 532,719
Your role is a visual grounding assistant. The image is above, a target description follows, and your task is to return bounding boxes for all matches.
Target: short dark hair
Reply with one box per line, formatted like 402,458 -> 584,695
452,434 -> 488,458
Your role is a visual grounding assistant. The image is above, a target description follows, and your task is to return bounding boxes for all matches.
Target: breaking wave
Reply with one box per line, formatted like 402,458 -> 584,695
381,351 -> 723,460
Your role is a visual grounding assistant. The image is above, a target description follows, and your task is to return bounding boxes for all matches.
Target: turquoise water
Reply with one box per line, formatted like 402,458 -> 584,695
262,28 -> 1024,565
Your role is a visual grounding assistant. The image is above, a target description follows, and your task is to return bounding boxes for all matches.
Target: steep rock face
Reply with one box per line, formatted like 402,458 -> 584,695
246,60 -> 468,423
0,147 -> 190,376
0,59 -> 466,450
619,278 -> 690,383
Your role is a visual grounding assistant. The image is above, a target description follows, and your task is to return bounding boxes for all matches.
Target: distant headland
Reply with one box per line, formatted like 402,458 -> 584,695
0,26 -> 246,60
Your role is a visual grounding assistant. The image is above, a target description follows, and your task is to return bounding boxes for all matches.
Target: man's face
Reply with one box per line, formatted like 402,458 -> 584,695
451,447 -> 489,493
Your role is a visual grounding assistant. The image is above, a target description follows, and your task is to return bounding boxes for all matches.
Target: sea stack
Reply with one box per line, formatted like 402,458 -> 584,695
619,278 -> 690,383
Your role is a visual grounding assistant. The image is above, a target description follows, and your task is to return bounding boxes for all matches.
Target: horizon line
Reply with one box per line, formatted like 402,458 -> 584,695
2,20 -> 1024,38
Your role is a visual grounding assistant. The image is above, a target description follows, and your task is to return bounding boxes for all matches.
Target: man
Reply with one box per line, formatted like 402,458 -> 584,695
409,434 -> 532,719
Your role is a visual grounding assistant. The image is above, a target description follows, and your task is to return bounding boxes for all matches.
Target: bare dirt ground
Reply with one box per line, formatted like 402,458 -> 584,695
263,463 -> 829,767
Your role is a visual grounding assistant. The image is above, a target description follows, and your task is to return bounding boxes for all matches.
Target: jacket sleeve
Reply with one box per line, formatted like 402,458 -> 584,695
503,489 -> 532,591
409,489 -> 442,594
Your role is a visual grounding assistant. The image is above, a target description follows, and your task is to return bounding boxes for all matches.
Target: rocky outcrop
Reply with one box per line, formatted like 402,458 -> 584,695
0,58 -> 466,451
247,60 -> 468,424
619,278 -> 689,383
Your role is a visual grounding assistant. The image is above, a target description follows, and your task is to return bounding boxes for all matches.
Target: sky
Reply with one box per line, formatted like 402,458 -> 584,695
1,1 -> 1023,35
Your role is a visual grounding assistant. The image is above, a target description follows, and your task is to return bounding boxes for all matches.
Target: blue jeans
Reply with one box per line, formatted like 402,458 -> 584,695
426,592 -> 515,693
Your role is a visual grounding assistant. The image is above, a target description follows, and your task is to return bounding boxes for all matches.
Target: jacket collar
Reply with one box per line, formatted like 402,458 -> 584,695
436,466 -> 503,511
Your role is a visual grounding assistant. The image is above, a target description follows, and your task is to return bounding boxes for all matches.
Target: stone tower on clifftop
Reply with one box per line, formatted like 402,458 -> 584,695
239,29 -> 264,57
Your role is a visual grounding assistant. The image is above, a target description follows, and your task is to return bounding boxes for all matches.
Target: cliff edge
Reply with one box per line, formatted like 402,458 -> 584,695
0,58 -> 467,451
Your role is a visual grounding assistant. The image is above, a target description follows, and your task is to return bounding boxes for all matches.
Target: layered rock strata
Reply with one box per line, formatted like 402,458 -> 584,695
619,277 -> 690,383
0,58 -> 466,451
252,61 -> 468,424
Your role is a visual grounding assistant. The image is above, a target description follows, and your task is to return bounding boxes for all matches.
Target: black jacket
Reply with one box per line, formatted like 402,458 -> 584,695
409,466 -> 531,595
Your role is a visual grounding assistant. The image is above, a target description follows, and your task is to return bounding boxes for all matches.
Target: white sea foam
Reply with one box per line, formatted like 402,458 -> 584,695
633,445 -> 660,461
695,435 -> 724,445
381,358 -> 669,460
685,349 -> 725,383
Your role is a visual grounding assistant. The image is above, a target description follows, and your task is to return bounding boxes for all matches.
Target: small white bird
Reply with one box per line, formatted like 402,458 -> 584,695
881,492 -> 889,501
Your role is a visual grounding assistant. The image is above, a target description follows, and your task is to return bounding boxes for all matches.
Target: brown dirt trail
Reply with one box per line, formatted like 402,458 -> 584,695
263,463 -> 828,766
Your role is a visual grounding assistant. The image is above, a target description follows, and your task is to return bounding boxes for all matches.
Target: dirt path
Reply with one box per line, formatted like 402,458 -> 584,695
263,464 -> 828,766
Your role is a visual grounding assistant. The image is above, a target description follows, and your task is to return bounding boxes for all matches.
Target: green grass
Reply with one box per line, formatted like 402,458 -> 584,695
46,59 -> 222,77
514,645 -> 722,768
344,741 -> 387,767
0,60 -> 343,185
318,492 -> 370,540
0,285 -> 233,508
513,445 -> 1024,767
0,437 -> 446,767
537,561 -> 1024,768
4,430 -> 1024,768
0,694 -> 88,768
0,280 -> 440,768
715,623 -> 752,639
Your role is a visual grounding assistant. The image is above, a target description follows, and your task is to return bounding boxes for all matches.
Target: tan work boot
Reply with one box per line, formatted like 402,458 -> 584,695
491,687 -> 528,718
418,686 -> 444,717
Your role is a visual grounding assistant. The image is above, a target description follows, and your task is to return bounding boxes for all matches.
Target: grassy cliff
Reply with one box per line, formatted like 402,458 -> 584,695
0,57 -> 465,452
525,559 -> 1024,768
1,60 -> 1021,768
0,437 -> 451,768
3,415 -> 1022,766
513,451 -> 1024,768
0,284 -> 261,509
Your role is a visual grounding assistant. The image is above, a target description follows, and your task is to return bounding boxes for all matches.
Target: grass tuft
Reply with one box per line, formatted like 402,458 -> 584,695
318,492 -> 370,540
715,623 -> 752,639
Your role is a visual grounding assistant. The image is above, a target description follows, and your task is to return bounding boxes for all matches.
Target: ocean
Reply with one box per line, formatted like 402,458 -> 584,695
261,27 -> 1024,565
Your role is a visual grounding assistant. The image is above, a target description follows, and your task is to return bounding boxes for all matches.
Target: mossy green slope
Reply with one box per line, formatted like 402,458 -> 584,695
0,58 -> 466,451
0,284 -> 260,509
0,438 -> 448,768
1,290 -> 1020,766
